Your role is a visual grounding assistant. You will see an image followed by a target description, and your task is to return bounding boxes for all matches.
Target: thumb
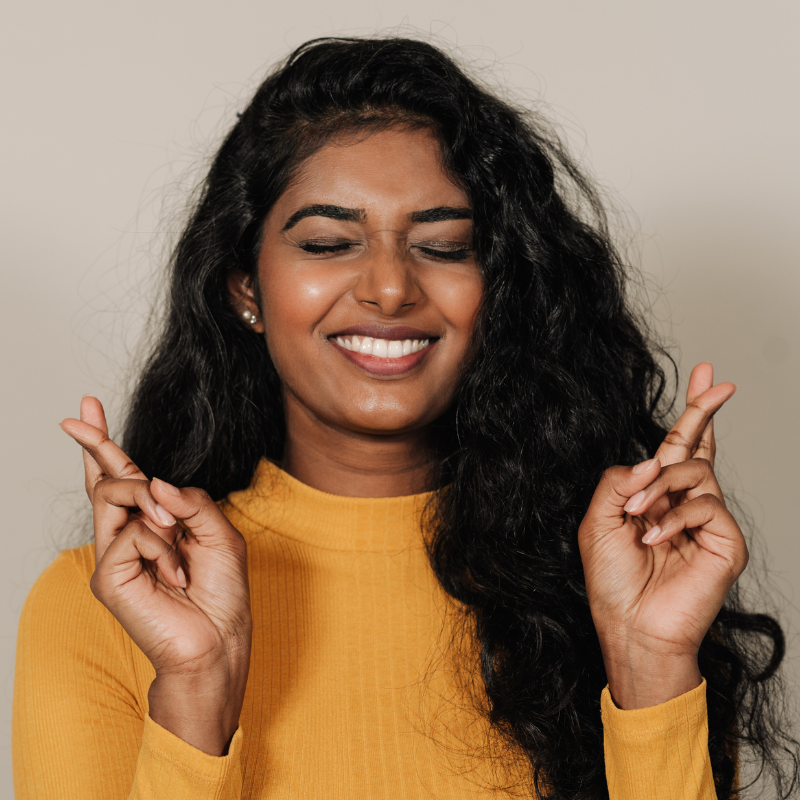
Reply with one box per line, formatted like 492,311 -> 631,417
586,458 -> 661,524
150,479 -> 233,543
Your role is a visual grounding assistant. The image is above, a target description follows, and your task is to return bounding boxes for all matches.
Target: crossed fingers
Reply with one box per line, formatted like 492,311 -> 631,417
60,397 -> 176,563
655,367 -> 735,470
60,397 -> 146,499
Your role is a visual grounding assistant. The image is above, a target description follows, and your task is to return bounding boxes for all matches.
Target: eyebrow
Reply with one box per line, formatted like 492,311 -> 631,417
281,204 -> 472,231
282,204 -> 365,231
409,206 -> 472,224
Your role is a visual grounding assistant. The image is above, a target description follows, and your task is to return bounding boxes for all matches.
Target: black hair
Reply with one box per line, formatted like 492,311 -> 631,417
122,36 -> 798,798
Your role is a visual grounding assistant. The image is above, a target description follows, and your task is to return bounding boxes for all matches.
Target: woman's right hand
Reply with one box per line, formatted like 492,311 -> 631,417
60,396 -> 252,756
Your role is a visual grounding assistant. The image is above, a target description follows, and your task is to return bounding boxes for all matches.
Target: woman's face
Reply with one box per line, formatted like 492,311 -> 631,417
246,126 -> 483,437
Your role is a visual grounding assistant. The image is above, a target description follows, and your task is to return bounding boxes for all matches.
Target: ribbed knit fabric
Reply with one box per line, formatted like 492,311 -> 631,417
13,459 -> 717,799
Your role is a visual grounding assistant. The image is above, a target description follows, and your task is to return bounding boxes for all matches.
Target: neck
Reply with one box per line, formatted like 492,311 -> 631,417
280,393 -> 435,498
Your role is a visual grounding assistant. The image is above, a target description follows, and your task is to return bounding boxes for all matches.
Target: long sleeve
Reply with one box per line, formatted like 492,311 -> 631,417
602,679 -> 716,799
12,550 -> 244,800
13,465 -> 728,798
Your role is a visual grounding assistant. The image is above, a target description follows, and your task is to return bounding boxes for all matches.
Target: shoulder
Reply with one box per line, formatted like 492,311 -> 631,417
14,545 -> 150,753
17,543 -> 146,694
18,544 -> 110,652
22,544 -> 96,610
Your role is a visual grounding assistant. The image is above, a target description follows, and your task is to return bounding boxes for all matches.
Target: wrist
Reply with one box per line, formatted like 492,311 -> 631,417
599,633 -> 701,710
148,646 -> 251,756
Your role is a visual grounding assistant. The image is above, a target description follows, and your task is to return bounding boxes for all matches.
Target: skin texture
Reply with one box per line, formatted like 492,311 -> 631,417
59,128 -> 748,757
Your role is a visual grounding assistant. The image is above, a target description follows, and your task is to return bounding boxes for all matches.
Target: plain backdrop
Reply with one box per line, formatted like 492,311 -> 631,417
2,0 -> 798,795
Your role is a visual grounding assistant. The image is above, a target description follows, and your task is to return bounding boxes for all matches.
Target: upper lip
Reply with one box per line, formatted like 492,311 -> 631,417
329,323 -> 439,340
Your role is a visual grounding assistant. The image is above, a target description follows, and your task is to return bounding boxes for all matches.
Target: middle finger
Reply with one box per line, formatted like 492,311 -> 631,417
685,363 -> 717,467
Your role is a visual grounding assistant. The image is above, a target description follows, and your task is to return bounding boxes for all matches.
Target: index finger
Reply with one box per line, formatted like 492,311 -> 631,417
686,363 -> 717,466
77,397 -> 108,499
60,416 -> 146,490
655,381 -> 736,467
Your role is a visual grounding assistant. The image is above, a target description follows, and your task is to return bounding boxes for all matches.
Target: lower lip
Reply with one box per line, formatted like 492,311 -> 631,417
330,339 -> 438,376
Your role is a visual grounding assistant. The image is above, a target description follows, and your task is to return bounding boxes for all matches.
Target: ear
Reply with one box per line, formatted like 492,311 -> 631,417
227,270 -> 264,333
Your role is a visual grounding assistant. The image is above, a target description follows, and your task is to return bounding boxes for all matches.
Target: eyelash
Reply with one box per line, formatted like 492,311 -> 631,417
298,243 -> 472,261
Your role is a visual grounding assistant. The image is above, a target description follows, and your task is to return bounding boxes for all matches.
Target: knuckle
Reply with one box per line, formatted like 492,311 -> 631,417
133,481 -> 154,505
699,492 -> 721,508
186,486 -> 212,503
92,477 -> 112,500
182,486 -> 214,510
686,399 -> 710,416
663,429 -> 692,449
231,531 -> 248,555
125,518 -> 151,539
694,493 -> 721,517
117,460 -> 140,479
89,570 -> 108,601
127,521 -> 169,554
601,465 -> 624,484
741,543 -> 751,570
82,433 -> 108,459
693,457 -> 712,473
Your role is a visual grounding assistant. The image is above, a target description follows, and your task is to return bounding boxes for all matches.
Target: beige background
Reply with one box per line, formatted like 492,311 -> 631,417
2,0 -> 798,795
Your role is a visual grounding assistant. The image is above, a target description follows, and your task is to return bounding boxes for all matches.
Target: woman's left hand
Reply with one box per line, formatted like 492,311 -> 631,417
578,362 -> 749,709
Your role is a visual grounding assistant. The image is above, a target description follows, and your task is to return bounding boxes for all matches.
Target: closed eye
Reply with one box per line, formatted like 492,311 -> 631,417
415,246 -> 472,261
299,242 -> 354,254
296,241 -> 472,260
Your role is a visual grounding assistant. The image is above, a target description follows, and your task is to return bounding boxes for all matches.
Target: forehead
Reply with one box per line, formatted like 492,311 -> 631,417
274,127 -> 470,219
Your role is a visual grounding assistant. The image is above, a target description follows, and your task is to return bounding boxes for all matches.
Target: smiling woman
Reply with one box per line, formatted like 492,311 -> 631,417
11,37 -> 798,800
235,126 -> 484,493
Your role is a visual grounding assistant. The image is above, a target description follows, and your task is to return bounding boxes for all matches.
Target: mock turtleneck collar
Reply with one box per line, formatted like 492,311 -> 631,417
222,459 -> 436,554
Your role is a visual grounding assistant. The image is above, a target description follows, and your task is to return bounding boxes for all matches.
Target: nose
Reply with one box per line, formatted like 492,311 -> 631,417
353,243 -> 422,316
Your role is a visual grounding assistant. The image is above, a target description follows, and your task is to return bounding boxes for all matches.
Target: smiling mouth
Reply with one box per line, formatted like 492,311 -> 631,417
332,335 -> 433,359
327,326 -> 439,376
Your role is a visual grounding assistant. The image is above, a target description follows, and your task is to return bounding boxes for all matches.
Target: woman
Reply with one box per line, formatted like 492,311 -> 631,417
12,37 -> 797,799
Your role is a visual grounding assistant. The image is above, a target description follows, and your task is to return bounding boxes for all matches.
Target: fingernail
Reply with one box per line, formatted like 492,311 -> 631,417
633,457 -> 659,474
152,477 -> 180,496
154,504 -> 176,527
176,566 -> 187,589
642,525 -> 662,545
624,490 -> 646,513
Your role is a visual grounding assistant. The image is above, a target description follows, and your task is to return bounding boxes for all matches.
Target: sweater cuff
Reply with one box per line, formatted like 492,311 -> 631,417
601,679 -> 716,799
130,714 -> 244,799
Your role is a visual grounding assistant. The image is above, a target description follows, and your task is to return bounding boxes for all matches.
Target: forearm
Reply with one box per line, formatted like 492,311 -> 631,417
602,678 -> 716,800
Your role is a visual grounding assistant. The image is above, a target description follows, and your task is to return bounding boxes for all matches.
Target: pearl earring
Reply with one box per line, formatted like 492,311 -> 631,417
242,310 -> 258,325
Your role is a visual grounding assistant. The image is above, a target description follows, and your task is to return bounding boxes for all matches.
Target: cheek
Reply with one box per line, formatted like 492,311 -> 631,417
425,268 -> 484,343
260,261 -> 347,342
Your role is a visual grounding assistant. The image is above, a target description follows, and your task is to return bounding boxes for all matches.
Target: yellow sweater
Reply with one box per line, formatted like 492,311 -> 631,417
13,460 -> 716,798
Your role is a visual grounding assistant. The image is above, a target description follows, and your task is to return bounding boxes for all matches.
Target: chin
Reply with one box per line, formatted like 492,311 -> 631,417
337,405 -> 439,437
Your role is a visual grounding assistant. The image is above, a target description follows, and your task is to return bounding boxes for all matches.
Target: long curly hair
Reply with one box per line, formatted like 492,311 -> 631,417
122,37 -> 798,798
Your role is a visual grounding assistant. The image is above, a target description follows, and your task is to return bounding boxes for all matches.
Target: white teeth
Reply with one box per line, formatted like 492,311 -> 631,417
333,335 -> 432,358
